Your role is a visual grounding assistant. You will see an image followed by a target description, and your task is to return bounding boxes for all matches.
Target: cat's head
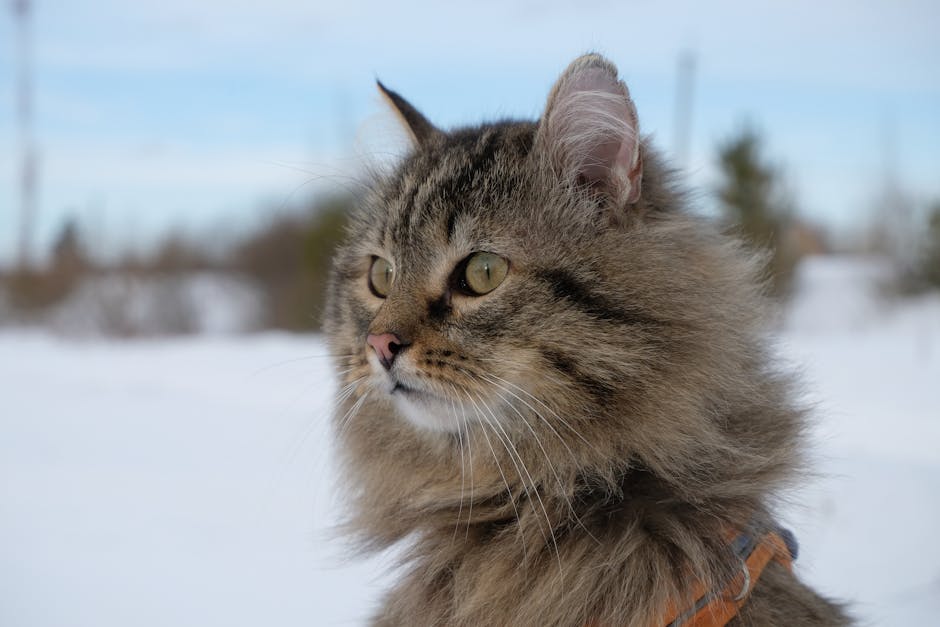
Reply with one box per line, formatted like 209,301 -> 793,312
325,55 -> 765,471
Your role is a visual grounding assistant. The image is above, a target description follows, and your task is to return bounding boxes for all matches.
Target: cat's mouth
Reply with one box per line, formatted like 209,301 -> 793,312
391,381 -> 424,397
389,378 -> 447,405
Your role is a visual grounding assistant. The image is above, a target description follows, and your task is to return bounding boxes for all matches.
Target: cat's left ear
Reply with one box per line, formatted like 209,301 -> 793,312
537,54 -> 643,207
376,80 -> 440,148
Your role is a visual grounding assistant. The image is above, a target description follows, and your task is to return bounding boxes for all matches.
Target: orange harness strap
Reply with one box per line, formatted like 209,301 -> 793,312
661,530 -> 795,627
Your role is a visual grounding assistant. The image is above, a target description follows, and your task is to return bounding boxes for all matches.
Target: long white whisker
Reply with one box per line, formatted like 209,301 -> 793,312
462,388 -> 528,564
283,376 -> 364,471
477,372 -> 582,459
251,352 -> 360,377
334,376 -> 366,406
473,395 -> 533,502
450,391 -> 467,543
481,372 -> 601,456
452,387 -> 475,540
474,390 -> 565,584
489,384 -> 601,544
478,373 -> 602,547
337,390 -> 370,437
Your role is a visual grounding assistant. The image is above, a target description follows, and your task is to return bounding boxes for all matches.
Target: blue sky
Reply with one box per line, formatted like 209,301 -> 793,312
0,0 -> 938,265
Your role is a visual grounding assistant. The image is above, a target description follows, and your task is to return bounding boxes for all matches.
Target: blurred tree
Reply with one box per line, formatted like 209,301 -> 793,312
150,231 -> 210,275
234,193 -> 351,331
6,216 -> 89,311
922,203 -> 940,288
52,218 -> 87,273
903,201 -> 940,292
715,127 -> 802,297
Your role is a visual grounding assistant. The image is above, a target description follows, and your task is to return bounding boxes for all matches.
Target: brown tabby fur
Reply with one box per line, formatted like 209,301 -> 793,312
323,54 -> 850,626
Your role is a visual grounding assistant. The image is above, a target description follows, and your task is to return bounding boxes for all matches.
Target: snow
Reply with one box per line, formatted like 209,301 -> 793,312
777,256 -> 940,624
1,256 -> 938,625
0,335 -> 390,626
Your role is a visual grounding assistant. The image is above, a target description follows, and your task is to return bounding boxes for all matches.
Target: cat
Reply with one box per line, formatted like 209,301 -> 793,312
323,54 -> 850,626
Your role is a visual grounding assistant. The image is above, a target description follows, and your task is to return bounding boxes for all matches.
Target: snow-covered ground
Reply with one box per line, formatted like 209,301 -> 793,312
778,257 -> 940,624
1,256 -> 938,626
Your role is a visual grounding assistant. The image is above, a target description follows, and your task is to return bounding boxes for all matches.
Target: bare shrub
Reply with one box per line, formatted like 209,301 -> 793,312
233,194 -> 350,331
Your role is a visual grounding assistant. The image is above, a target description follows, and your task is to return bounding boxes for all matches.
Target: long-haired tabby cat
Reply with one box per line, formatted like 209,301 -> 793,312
324,54 -> 850,626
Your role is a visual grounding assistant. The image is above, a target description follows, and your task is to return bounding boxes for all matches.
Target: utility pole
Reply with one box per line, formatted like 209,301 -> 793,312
12,0 -> 37,270
672,49 -> 696,171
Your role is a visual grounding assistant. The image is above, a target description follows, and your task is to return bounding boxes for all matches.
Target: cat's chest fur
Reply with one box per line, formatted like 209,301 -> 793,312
324,54 -> 850,626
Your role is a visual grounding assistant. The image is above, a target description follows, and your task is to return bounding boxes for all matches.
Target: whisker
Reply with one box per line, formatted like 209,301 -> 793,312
472,392 -> 546,535
251,352 -> 359,377
486,383 -> 602,547
276,375 -> 365,480
481,372 -> 602,456
474,390 -> 564,583
477,372 -> 581,463
337,389 -> 371,437
333,366 -> 361,378
264,164 -> 369,213
452,388 -> 475,541
260,159 -> 372,192
462,388 -> 528,564
450,390 -> 467,543
473,371 -> 604,547
334,381 -> 364,408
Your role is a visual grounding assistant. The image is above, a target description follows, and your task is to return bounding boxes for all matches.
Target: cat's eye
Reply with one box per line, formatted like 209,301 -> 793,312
460,252 -> 509,296
369,256 -> 394,298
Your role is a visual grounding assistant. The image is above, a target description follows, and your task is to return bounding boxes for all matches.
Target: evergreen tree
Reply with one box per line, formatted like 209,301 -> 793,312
918,202 -> 940,289
715,128 -> 799,296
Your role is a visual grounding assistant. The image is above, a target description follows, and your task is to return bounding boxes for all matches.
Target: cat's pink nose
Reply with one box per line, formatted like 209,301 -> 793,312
367,332 -> 406,371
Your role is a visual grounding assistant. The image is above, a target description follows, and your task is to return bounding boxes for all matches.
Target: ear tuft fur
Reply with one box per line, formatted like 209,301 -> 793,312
538,54 -> 643,207
376,80 -> 439,148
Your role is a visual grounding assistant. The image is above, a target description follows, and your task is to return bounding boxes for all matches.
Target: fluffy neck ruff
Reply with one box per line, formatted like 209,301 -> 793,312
335,352 -> 805,626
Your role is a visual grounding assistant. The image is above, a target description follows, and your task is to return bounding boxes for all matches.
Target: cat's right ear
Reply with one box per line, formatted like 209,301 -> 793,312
537,54 -> 643,208
376,80 -> 440,148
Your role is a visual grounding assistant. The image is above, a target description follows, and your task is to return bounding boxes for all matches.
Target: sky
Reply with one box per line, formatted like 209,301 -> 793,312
0,0 -> 938,266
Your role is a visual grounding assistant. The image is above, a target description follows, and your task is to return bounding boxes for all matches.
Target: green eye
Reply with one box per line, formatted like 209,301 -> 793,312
461,252 -> 509,296
369,256 -> 394,297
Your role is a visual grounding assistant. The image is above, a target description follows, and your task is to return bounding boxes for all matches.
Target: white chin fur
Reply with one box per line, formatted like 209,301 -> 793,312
392,393 -> 474,433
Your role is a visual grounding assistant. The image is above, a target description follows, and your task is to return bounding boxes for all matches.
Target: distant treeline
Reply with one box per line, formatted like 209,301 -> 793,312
2,128 -> 937,336
0,192 -> 351,334
231,194 -> 349,331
